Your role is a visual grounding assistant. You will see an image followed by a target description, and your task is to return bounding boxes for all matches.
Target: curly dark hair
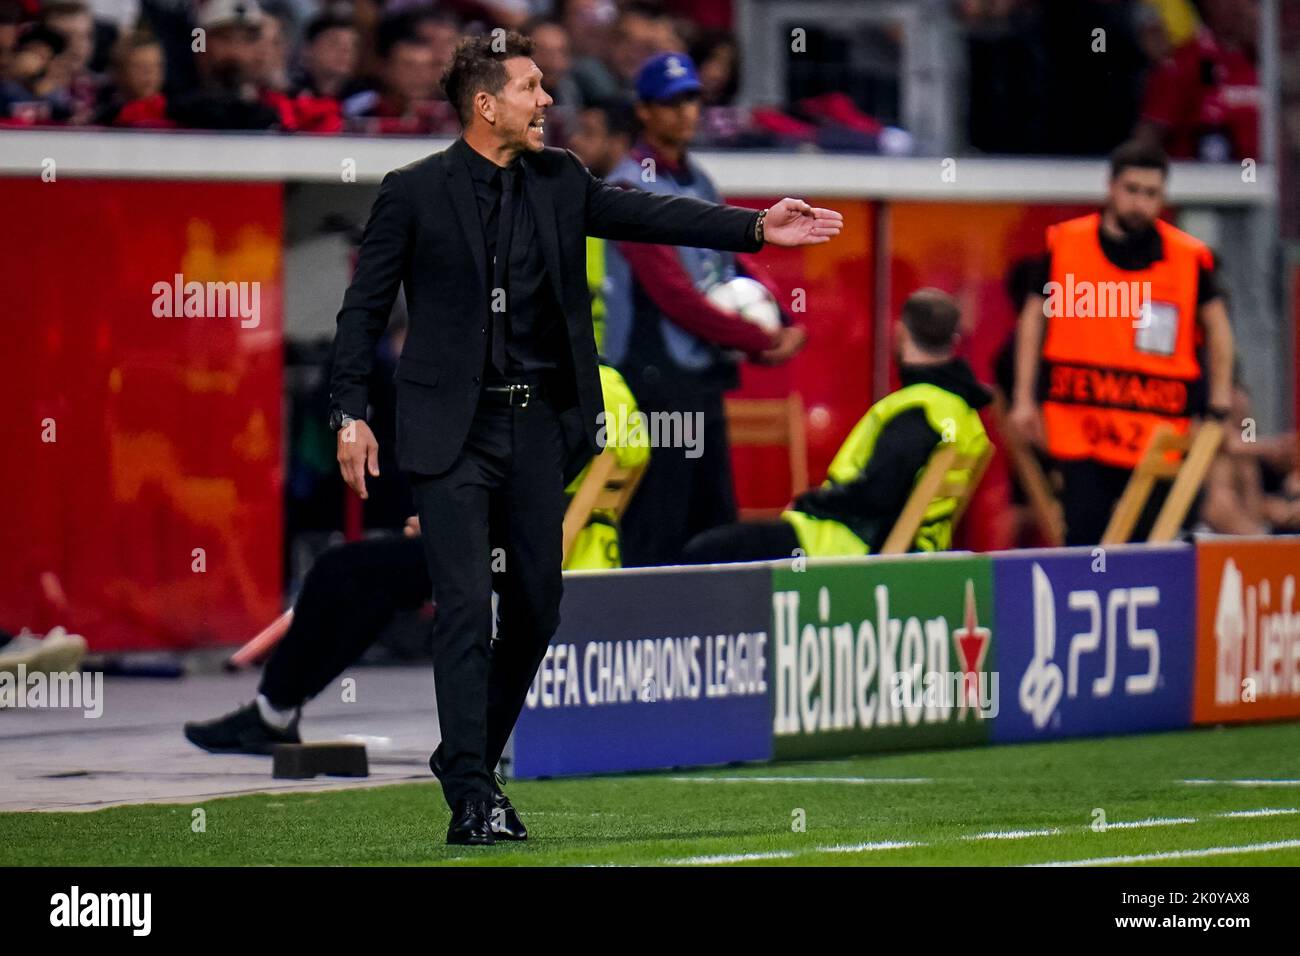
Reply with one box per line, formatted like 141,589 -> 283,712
441,31 -> 534,128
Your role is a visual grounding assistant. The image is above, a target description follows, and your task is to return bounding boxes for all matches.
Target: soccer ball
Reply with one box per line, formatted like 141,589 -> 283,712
705,276 -> 782,334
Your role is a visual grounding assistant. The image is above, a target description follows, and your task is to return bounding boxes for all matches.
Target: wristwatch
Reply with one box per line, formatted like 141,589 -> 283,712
329,409 -> 361,432
754,208 -> 767,245
1206,404 -> 1231,422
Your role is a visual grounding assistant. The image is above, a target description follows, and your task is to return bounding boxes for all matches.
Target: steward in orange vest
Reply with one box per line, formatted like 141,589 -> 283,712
1009,140 -> 1235,545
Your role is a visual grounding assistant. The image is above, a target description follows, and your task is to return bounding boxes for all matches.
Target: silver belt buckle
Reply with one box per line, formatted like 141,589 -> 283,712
510,384 -> 531,408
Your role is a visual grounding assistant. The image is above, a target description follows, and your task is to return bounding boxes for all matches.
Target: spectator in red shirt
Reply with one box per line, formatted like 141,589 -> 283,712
1137,0 -> 1261,161
290,12 -> 358,101
99,29 -> 171,127
254,4 -> 344,132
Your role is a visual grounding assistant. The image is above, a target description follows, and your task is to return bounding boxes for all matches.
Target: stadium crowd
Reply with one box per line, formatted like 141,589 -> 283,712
0,0 -> 1261,160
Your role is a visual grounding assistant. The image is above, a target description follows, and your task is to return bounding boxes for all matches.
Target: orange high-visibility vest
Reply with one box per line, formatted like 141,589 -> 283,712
1040,213 -> 1210,469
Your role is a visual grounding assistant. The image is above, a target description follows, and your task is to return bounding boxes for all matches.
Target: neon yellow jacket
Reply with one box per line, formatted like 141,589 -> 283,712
782,361 -> 990,557
563,364 -> 649,570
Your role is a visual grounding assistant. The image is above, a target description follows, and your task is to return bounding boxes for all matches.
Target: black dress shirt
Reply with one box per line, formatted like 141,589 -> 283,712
458,138 -> 565,383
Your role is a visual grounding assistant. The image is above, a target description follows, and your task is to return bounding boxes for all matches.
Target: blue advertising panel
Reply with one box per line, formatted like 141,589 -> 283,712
993,544 -> 1196,742
511,565 -> 774,778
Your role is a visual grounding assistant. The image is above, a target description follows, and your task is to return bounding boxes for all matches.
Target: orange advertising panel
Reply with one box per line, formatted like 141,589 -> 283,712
1194,537 -> 1300,724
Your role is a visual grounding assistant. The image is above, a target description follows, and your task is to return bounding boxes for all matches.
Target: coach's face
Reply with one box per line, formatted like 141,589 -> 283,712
489,56 -> 552,153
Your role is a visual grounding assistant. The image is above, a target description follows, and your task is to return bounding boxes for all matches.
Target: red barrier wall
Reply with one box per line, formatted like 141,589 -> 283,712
729,197 -> 876,509
0,179 -> 284,651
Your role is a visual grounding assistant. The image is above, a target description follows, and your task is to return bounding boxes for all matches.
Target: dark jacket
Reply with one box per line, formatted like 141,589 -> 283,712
329,140 -> 763,475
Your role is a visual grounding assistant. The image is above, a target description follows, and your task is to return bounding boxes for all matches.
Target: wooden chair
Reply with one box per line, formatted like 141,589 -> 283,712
725,394 -> 810,519
1101,421 -> 1224,545
990,390 -> 1065,547
561,449 -> 648,561
879,441 -> 995,555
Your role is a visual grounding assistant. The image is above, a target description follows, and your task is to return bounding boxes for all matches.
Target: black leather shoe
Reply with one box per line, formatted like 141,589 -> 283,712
184,701 -> 300,755
447,799 -> 495,846
490,786 -> 528,841
430,747 -> 527,841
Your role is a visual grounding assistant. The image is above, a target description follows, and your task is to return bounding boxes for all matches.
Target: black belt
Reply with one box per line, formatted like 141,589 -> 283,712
481,381 -> 546,407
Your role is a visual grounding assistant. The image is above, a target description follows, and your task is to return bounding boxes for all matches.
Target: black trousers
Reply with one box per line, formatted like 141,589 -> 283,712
408,395 -> 566,807
682,519 -> 800,565
619,387 -> 737,567
260,536 -> 429,709
1057,458 -> 1186,547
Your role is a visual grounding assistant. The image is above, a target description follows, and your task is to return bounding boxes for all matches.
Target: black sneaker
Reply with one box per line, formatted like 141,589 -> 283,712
184,701 -> 301,755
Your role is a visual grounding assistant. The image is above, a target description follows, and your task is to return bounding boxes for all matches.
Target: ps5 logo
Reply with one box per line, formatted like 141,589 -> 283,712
1020,565 -> 1064,728
1019,563 -> 1161,729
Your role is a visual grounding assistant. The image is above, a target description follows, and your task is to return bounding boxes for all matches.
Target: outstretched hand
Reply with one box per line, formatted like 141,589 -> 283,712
762,198 -> 844,247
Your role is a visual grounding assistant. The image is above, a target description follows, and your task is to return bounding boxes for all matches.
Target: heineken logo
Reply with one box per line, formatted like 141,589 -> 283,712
772,578 -> 998,737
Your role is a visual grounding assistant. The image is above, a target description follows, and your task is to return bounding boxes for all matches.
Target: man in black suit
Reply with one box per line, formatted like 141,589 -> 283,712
328,32 -> 842,846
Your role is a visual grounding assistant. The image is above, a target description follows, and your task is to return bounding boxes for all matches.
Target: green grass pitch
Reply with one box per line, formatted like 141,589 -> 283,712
5,722 -> 1300,867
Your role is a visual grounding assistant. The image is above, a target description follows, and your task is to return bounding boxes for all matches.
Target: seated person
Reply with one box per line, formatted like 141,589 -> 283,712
561,363 -> 650,569
183,364 -> 647,756
1198,377 -> 1300,535
684,288 -> 991,564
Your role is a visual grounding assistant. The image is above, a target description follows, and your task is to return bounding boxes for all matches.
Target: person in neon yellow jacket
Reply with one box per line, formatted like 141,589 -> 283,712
683,289 -> 991,563
563,363 -> 650,569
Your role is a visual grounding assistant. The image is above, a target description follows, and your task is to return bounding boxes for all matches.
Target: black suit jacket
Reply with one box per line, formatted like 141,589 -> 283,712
329,142 -> 763,476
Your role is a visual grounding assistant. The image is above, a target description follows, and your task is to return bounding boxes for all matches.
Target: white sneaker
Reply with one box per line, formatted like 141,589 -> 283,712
0,626 -> 88,676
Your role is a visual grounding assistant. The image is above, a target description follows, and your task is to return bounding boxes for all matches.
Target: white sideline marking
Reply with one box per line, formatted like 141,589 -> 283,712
654,804 -> 1298,867
1102,816 -> 1197,830
666,850 -> 798,865
669,776 -> 933,785
664,841 -> 921,866
818,841 -> 921,854
964,808 -> 1287,842
1026,839 -> 1300,867
1182,778 -> 1300,787
966,828 -> 1063,841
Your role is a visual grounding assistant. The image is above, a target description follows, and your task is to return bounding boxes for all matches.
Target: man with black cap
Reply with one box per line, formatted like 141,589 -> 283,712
603,51 -> 807,568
